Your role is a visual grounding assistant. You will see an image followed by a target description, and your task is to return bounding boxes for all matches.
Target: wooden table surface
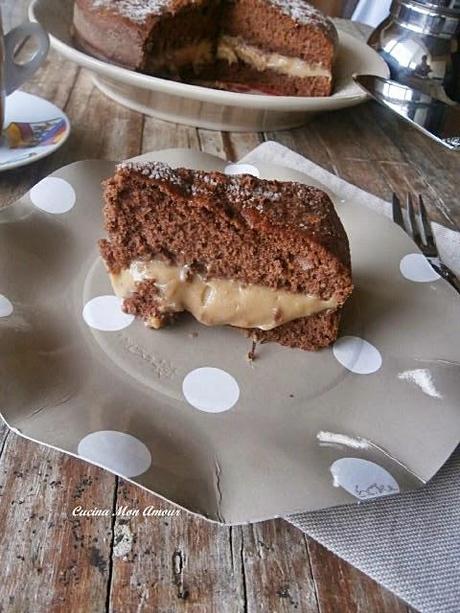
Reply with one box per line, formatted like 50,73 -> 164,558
2,2 -> 459,612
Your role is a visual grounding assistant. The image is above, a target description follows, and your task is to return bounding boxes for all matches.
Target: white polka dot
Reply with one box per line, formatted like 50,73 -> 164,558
0,294 -> 13,317
400,253 -> 441,282
224,163 -> 260,178
330,458 -> 400,500
182,367 -> 240,413
30,177 -> 76,214
82,295 -> 134,331
78,431 -> 151,477
333,336 -> 382,375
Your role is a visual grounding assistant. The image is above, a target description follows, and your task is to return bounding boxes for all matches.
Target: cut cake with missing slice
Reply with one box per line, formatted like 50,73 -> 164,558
73,0 -> 337,96
99,161 -> 353,350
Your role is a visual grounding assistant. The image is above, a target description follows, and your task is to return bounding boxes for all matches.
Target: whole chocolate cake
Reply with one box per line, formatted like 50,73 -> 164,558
73,0 -> 337,96
99,162 -> 353,350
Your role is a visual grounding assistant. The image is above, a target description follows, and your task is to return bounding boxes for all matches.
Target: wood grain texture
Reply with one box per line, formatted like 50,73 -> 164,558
306,538 -> 409,613
237,522 -> 319,612
109,482 -> 244,612
0,434 -> 114,613
0,4 -> 442,612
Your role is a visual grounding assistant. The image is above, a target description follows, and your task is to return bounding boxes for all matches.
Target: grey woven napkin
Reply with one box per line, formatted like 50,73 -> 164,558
241,143 -> 460,613
288,447 -> 460,613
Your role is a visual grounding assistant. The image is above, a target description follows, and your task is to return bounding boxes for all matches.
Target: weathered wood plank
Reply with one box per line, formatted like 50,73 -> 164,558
109,481 -> 243,612
0,434 -> 114,613
142,117 -> 200,152
379,160 -> 456,227
198,130 -> 263,162
268,115 -> 395,204
21,49 -> 80,111
265,124 -> 336,173
343,103 -> 406,163
306,537 -> 413,613
0,421 -> 9,456
109,483 -> 323,613
364,104 -> 460,228
236,521 -> 320,612
60,69 -> 143,164
309,110 -> 378,164
227,132 -> 264,161
332,157 -> 393,202
197,130 -> 230,160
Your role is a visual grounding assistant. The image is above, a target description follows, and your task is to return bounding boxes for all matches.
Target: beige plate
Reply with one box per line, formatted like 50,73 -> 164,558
29,0 -> 390,131
1,149 -> 459,525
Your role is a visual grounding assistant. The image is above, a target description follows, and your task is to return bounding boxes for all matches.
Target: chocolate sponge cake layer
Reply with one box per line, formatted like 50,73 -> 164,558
99,161 -> 353,350
250,308 -> 342,351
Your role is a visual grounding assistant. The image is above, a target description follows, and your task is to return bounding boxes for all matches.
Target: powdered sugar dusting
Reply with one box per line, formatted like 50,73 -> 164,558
90,0 -> 336,33
90,0 -> 172,22
118,160 -> 181,183
268,0 -> 336,35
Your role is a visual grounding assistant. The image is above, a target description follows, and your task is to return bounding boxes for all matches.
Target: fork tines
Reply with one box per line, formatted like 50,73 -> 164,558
392,193 -> 405,230
393,192 -> 460,294
418,194 -> 436,249
392,192 -> 438,257
406,193 -> 422,245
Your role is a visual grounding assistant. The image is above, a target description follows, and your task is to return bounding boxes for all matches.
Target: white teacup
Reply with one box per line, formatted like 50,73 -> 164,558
1,16 -> 49,130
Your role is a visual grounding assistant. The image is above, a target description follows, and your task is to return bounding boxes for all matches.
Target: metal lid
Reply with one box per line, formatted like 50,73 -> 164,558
392,0 -> 460,20
413,0 -> 460,10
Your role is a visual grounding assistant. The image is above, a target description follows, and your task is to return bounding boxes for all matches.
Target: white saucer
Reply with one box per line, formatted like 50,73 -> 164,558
0,91 -> 70,172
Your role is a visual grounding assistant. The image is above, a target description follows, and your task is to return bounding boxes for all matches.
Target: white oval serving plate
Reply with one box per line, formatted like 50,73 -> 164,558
30,0 -> 390,131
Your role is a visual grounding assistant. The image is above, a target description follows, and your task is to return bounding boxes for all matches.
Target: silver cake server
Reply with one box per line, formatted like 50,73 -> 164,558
354,74 -> 460,151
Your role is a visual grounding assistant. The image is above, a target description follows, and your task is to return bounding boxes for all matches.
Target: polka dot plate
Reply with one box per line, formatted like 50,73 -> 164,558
1,149 -> 459,524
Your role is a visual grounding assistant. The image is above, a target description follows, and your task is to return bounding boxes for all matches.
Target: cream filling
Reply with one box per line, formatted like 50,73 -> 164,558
217,35 -> 331,79
110,259 -> 337,331
149,40 -> 214,73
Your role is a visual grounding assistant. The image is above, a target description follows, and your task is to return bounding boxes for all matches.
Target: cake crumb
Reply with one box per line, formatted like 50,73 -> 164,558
247,340 -> 258,363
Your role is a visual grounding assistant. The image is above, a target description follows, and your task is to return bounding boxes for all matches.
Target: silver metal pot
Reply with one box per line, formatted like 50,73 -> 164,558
368,0 -> 460,102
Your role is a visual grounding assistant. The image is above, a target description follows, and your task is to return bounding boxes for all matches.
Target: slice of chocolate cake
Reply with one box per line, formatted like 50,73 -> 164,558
73,0 -> 337,97
99,162 -> 353,351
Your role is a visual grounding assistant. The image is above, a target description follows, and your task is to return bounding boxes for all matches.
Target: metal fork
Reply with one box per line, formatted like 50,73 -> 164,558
392,193 -> 460,294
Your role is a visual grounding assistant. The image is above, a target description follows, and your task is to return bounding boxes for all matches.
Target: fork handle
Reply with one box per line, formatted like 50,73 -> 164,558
434,262 -> 460,295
